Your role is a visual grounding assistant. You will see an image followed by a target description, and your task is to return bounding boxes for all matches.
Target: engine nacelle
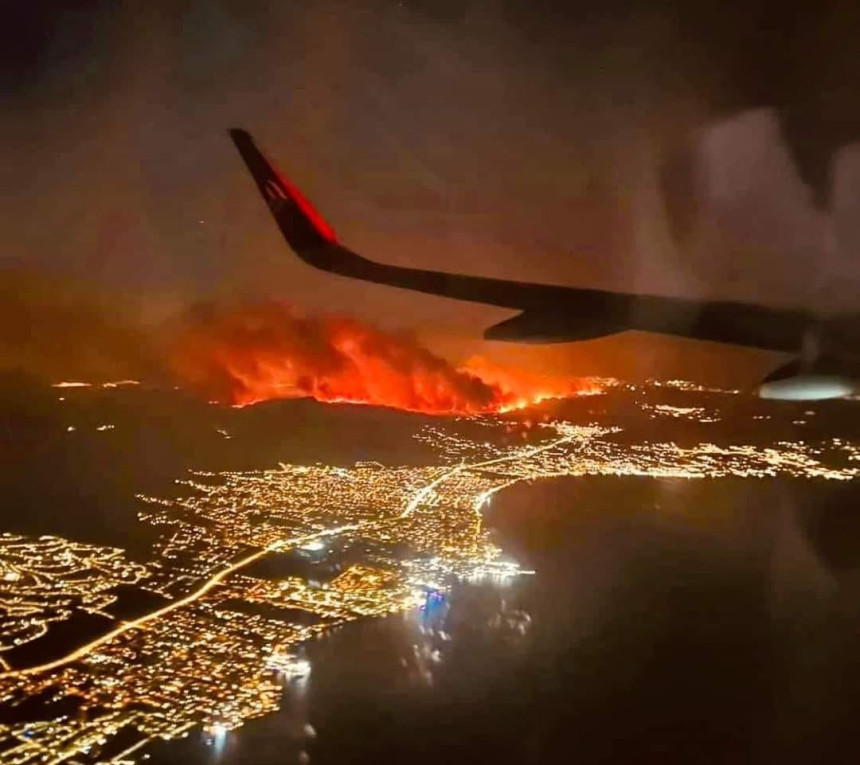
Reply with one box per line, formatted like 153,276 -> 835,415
758,360 -> 857,400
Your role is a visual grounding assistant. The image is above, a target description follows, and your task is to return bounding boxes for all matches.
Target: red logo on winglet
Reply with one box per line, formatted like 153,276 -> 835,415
266,170 -> 337,243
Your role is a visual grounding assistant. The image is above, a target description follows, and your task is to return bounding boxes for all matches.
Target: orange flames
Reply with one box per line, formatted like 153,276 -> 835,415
170,303 -> 600,415
461,356 -> 603,412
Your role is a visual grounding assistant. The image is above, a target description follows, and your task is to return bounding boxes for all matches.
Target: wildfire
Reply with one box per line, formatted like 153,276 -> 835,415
462,356 -> 604,412
170,303 -> 600,415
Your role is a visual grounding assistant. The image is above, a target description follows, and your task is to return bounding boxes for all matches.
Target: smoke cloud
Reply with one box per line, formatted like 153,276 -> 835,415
168,302 -> 598,414
0,272 -> 159,383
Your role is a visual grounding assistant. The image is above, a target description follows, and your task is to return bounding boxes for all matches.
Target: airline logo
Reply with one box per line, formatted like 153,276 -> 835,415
264,179 -> 290,213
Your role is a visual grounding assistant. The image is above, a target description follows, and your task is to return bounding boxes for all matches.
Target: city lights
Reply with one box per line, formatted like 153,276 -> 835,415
0,397 -> 856,763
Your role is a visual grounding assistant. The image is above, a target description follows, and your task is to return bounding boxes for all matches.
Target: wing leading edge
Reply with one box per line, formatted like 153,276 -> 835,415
230,128 -> 811,352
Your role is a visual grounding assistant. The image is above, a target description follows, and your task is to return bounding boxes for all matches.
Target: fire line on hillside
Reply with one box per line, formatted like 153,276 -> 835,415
169,303 -> 602,414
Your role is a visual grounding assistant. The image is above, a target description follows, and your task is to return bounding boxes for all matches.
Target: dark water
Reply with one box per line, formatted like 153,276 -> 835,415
152,476 -> 860,765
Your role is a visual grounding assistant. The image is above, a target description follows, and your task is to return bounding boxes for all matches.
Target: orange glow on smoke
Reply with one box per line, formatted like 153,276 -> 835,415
170,303 -> 600,415
461,356 -> 603,412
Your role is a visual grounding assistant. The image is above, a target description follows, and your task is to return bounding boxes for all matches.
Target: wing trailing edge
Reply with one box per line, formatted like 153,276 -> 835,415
230,128 -> 815,352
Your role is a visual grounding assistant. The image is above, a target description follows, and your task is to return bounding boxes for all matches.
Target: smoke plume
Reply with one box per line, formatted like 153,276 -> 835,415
0,273 -> 158,383
169,302 -> 597,414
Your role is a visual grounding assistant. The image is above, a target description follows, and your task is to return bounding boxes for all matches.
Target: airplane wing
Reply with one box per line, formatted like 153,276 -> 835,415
230,128 -> 811,351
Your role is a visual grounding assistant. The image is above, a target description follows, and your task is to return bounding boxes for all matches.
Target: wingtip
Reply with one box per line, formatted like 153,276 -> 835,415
228,127 -> 340,247
228,128 -> 253,147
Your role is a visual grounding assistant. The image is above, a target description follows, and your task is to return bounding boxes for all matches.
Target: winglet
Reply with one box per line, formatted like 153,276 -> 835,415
229,129 -> 593,315
229,129 -> 338,250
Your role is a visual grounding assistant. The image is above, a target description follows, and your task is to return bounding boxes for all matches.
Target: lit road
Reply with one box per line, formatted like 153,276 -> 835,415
1,429 -> 576,681
400,427 -> 577,518
0,524 -> 359,680
3,407 -> 857,765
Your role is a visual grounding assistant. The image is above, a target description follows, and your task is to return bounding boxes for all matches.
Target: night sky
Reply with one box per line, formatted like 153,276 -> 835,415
3,0 -> 859,385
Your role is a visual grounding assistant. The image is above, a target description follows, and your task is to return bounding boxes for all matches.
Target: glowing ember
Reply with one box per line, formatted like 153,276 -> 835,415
170,303 -> 600,415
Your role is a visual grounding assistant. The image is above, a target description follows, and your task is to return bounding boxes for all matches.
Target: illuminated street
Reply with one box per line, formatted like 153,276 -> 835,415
5,4 -> 860,761
0,395 -> 857,763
